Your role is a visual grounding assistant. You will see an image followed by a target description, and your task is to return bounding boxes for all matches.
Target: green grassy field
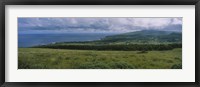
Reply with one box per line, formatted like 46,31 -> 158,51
18,48 -> 182,69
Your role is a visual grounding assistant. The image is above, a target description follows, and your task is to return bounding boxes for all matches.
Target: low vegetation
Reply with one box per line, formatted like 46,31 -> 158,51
18,48 -> 182,69
18,30 -> 182,69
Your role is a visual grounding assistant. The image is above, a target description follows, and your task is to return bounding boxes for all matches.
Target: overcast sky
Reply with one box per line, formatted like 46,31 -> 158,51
18,17 -> 182,34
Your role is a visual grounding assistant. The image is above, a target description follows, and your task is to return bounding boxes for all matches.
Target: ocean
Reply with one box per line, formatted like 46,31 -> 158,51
18,33 -> 115,47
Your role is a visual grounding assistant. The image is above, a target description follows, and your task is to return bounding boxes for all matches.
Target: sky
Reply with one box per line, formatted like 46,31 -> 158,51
18,17 -> 182,34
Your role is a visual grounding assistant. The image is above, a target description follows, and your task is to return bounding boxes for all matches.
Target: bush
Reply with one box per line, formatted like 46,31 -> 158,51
75,62 -> 110,69
110,62 -> 135,69
137,50 -> 148,54
171,64 -> 182,69
18,60 -> 31,69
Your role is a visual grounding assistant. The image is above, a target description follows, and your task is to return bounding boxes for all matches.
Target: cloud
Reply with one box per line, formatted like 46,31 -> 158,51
18,17 -> 182,33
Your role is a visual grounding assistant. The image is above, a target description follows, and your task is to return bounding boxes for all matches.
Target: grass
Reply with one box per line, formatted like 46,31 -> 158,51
18,48 -> 182,69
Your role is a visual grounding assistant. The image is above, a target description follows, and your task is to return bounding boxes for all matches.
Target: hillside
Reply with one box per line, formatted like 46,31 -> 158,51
50,30 -> 182,45
100,30 -> 182,44
33,30 -> 182,51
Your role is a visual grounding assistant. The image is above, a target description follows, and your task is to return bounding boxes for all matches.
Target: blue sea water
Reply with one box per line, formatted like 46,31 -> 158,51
18,33 -> 115,47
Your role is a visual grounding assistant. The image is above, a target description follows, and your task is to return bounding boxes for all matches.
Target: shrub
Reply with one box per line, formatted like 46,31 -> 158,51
110,61 -> 135,69
75,62 -> 110,69
137,50 -> 148,54
18,60 -> 31,69
171,64 -> 182,69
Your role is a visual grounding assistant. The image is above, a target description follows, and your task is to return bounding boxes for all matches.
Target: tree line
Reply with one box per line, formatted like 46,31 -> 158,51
33,43 -> 182,51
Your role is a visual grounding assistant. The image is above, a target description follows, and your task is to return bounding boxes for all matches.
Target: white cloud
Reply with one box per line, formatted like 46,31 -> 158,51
18,17 -> 182,33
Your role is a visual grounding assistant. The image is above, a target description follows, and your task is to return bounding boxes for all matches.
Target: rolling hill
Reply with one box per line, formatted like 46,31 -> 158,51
100,30 -> 182,44
33,30 -> 182,51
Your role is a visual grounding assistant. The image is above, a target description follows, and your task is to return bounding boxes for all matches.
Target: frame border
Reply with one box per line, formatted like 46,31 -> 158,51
0,0 -> 200,87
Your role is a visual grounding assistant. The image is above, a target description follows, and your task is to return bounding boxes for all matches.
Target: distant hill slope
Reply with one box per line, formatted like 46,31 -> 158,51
34,30 -> 182,51
99,30 -> 182,44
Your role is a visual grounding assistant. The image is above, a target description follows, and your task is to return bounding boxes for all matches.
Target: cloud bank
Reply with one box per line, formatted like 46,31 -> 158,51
18,17 -> 182,33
